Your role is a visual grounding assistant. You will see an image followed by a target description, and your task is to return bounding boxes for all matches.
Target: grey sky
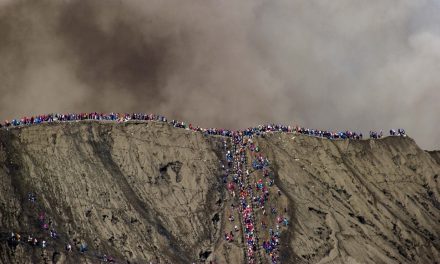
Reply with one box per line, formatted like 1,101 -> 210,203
0,0 -> 439,149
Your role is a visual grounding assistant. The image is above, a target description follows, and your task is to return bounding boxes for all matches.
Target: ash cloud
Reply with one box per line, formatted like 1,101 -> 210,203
0,0 -> 439,149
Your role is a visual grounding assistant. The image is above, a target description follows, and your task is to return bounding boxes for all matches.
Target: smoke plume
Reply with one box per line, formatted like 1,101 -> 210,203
0,0 -> 439,149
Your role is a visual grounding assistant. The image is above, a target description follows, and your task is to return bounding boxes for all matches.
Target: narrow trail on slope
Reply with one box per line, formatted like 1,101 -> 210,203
222,132 -> 289,264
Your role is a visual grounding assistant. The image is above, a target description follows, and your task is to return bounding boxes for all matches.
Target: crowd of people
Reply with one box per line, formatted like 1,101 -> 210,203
222,132 -> 286,263
0,112 -> 407,142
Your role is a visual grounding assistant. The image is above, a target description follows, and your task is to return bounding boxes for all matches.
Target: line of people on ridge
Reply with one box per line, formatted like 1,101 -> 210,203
369,128 -> 406,139
0,113 -> 167,127
0,112 -> 407,141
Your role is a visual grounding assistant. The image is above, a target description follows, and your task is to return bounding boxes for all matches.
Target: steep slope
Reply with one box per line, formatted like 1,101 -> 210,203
0,122 -> 225,263
0,122 -> 439,264
257,134 -> 440,264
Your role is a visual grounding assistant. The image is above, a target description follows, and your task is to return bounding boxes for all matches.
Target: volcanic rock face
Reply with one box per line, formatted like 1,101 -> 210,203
257,134 -> 440,264
0,122 -> 224,264
0,122 -> 439,263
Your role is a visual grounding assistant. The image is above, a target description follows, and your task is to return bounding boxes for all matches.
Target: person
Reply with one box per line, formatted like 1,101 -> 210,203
80,242 -> 88,253
42,240 -> 46,248
28,192 -> 36,203
66,243 -> 72,252
398,128 -> 406,136
39,212 -> 45,222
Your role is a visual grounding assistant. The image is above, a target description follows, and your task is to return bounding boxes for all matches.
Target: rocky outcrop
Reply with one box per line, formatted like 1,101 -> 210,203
0,122 -> 439,263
